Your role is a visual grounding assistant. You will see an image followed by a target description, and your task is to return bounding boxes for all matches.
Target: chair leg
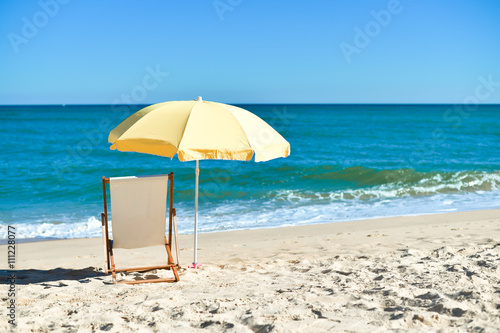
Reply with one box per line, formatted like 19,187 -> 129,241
173,265 -> 180,282
109,240 -> 117,284
101,213 -> 110,275
167,246 -> 179,281
173,209 -> 181,269
164,237 -> 180,282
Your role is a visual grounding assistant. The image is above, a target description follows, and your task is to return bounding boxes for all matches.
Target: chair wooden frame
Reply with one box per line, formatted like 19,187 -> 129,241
101,172 -> 180,284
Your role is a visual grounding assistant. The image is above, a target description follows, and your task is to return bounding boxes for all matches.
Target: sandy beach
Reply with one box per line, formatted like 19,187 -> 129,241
1,210 -> 499,332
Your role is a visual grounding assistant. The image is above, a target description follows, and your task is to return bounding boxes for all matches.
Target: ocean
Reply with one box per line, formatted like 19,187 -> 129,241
1,104 -> 499,240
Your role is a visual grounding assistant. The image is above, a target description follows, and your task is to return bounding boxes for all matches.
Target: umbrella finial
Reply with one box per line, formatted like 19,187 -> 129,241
196,96 -> 203,102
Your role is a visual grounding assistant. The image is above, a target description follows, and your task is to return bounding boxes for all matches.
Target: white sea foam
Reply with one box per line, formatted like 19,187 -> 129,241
174,190 -> 500,234
1,216 -> 103,240
273,171 -> 500,203
3,190 -> 499,240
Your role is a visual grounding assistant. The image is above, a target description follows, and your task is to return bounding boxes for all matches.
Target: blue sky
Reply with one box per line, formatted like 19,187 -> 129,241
1,0 -> 500,104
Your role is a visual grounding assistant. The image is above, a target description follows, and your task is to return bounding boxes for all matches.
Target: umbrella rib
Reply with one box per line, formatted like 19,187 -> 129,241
176,101 -> 201,159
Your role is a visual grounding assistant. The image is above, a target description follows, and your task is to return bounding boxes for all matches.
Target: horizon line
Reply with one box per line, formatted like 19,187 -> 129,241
1,103 -> 500,107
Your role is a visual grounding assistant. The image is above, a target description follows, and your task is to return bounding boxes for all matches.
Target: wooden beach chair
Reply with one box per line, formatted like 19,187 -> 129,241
101,173 -> 180,284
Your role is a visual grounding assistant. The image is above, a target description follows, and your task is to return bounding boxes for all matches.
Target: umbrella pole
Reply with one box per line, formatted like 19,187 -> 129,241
192,160 -> 200,267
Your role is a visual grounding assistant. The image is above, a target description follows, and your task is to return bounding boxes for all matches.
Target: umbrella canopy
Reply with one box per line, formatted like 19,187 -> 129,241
109,98 -> 290,162
108,97 -> 290,267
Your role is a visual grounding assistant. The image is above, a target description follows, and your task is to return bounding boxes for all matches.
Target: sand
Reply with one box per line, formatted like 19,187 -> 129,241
1,210 -> 499,332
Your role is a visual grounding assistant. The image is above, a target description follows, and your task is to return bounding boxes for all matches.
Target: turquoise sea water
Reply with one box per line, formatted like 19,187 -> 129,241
1,104 -> 499,240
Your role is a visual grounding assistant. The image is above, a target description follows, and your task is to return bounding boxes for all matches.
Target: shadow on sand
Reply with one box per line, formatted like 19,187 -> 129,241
0,267 -> 108,285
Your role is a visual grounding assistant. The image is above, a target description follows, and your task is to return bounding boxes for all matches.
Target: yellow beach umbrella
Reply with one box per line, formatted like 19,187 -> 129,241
109,97 -> 290,267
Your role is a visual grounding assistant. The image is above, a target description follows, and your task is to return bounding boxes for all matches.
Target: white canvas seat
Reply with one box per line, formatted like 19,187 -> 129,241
101,173 -> 180,284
